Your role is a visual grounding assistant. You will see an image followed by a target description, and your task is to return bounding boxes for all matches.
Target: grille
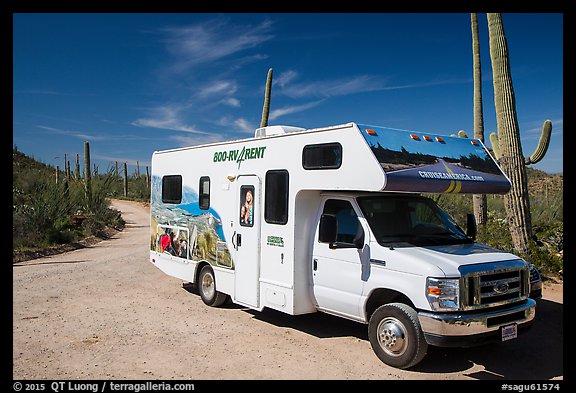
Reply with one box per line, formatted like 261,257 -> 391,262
460,260 -> 530,310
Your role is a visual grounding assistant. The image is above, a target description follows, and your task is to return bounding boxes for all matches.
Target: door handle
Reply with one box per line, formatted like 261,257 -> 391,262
232,231 -> 236,250
313,258 -> 318,271
237,233 -> 242,247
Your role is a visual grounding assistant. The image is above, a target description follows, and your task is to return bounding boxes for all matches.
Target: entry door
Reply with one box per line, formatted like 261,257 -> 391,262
233,175 -> 261,307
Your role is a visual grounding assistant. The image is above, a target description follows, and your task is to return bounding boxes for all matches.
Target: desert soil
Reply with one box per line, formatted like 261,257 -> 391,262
13,199 -> 563,380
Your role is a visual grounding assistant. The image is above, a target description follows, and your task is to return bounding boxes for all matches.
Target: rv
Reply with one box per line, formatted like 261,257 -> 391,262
149,122 -> 536,369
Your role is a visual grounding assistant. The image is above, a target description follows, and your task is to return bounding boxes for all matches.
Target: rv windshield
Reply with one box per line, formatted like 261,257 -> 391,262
357,195 -> 471,247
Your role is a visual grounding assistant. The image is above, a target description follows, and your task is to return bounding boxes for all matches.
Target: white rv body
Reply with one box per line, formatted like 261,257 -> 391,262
149,122 -> 536,369
151,123 -> 388,314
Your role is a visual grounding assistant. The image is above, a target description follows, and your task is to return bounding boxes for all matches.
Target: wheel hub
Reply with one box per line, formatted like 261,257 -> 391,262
378,317 -> 408,356
201,273 -> 215,298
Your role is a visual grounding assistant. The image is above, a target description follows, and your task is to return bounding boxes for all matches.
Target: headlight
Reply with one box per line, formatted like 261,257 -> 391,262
528,263 -> 543,299
426,277 -> 460,311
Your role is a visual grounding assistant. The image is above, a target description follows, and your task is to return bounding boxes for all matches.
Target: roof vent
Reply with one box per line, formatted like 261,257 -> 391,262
254,125 -> 305,138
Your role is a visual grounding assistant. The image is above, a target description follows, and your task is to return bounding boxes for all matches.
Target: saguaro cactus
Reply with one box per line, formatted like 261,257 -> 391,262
260,68 -> 273,128
487,13 -> 552,257
66,160 -> 71,180
75,153 -> 81,180
123,162 -> 128,197
145,166 -> 150,189
64,153 -> 68,179
84,141 -> 92,206
471,13 -> 487,226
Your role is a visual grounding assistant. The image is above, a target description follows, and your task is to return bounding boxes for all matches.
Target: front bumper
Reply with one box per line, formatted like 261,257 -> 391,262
418,298 -> 536,347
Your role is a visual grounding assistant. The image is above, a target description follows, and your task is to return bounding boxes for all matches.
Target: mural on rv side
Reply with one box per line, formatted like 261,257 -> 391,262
150,175 -> 233,269
357,124 -> 511,194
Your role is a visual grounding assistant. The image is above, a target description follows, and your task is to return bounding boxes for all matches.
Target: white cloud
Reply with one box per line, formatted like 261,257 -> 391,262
269,100 -> 325,120
223,97 -> 241,107
170,133 -> 227,147
277,73 -> 471,99
197,80 -> 238,97
234,118 -> 254,133
131,105 -> 209,134
194,80 -> 241,109
36,125 -> 106,141
275,70 -> 298,88
217,116 -> 255,134
162,18 -> 274,71
279,75 -> 388,99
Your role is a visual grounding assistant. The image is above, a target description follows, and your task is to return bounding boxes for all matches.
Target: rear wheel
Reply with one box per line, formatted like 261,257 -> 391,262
368,303 -> 428,369
198,265 -> 228,307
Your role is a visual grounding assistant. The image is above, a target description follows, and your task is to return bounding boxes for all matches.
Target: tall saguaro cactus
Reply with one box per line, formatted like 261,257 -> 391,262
487,13 -> 552,257
471,13 -> 487,226
75,153 -> 81,180
84,141 -> 92,207
123,162 -> 128,197
260,68 -> 273,128
145,166 -> 150,189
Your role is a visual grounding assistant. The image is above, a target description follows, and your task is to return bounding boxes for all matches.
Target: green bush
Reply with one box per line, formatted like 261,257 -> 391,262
13,150 -> 126,251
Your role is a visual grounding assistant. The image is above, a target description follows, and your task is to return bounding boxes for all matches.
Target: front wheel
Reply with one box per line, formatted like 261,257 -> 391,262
198,265 -> 228,307
368,303 -> 428,369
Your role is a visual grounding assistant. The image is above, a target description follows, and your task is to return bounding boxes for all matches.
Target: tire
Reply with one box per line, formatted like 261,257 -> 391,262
368,303 -> 428,369
198,265 -> 228,307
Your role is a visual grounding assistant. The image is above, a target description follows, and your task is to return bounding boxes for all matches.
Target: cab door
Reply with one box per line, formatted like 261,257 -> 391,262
312,198 -> 368,320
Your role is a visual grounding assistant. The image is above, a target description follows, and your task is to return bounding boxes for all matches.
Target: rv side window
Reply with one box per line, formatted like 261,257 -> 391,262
199,176 -> 210,210
265,170 -> 289,225
302,142 -> 342,170
162,175 -> 182,204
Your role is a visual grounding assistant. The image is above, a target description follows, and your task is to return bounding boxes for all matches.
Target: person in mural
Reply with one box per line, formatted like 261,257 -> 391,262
166,232 -> 178,256
173,237 -> 181,257
179,240 -> 188,259
160,228 -> 172,252
240,189 -> 254,226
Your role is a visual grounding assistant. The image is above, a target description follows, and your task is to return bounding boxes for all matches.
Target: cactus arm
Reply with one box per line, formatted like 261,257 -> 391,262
489,132 -> 501,160
260,68 -> 273,128
525,120 -> 552,165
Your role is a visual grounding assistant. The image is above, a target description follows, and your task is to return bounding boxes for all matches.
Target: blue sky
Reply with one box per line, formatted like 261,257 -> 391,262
13,13 -> 563,174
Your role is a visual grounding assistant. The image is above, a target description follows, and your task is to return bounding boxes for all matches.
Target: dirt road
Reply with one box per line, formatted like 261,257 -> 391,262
13,199 -> 563,380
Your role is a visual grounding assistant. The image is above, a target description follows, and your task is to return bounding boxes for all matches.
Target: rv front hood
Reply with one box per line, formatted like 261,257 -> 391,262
391,243 -> 523,277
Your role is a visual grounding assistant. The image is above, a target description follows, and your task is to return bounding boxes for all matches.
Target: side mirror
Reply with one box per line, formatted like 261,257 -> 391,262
466,213 -> 477,241
319,214 -> 337,243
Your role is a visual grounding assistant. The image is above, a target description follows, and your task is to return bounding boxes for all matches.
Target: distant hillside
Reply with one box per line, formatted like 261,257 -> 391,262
526,167 -> 563,197
13,149 -> 57,205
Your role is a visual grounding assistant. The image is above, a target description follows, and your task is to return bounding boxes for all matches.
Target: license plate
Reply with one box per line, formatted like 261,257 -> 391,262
501,323 -> 518,341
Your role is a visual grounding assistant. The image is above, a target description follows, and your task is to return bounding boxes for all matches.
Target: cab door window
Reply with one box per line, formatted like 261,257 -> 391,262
322,199 -> 364,245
